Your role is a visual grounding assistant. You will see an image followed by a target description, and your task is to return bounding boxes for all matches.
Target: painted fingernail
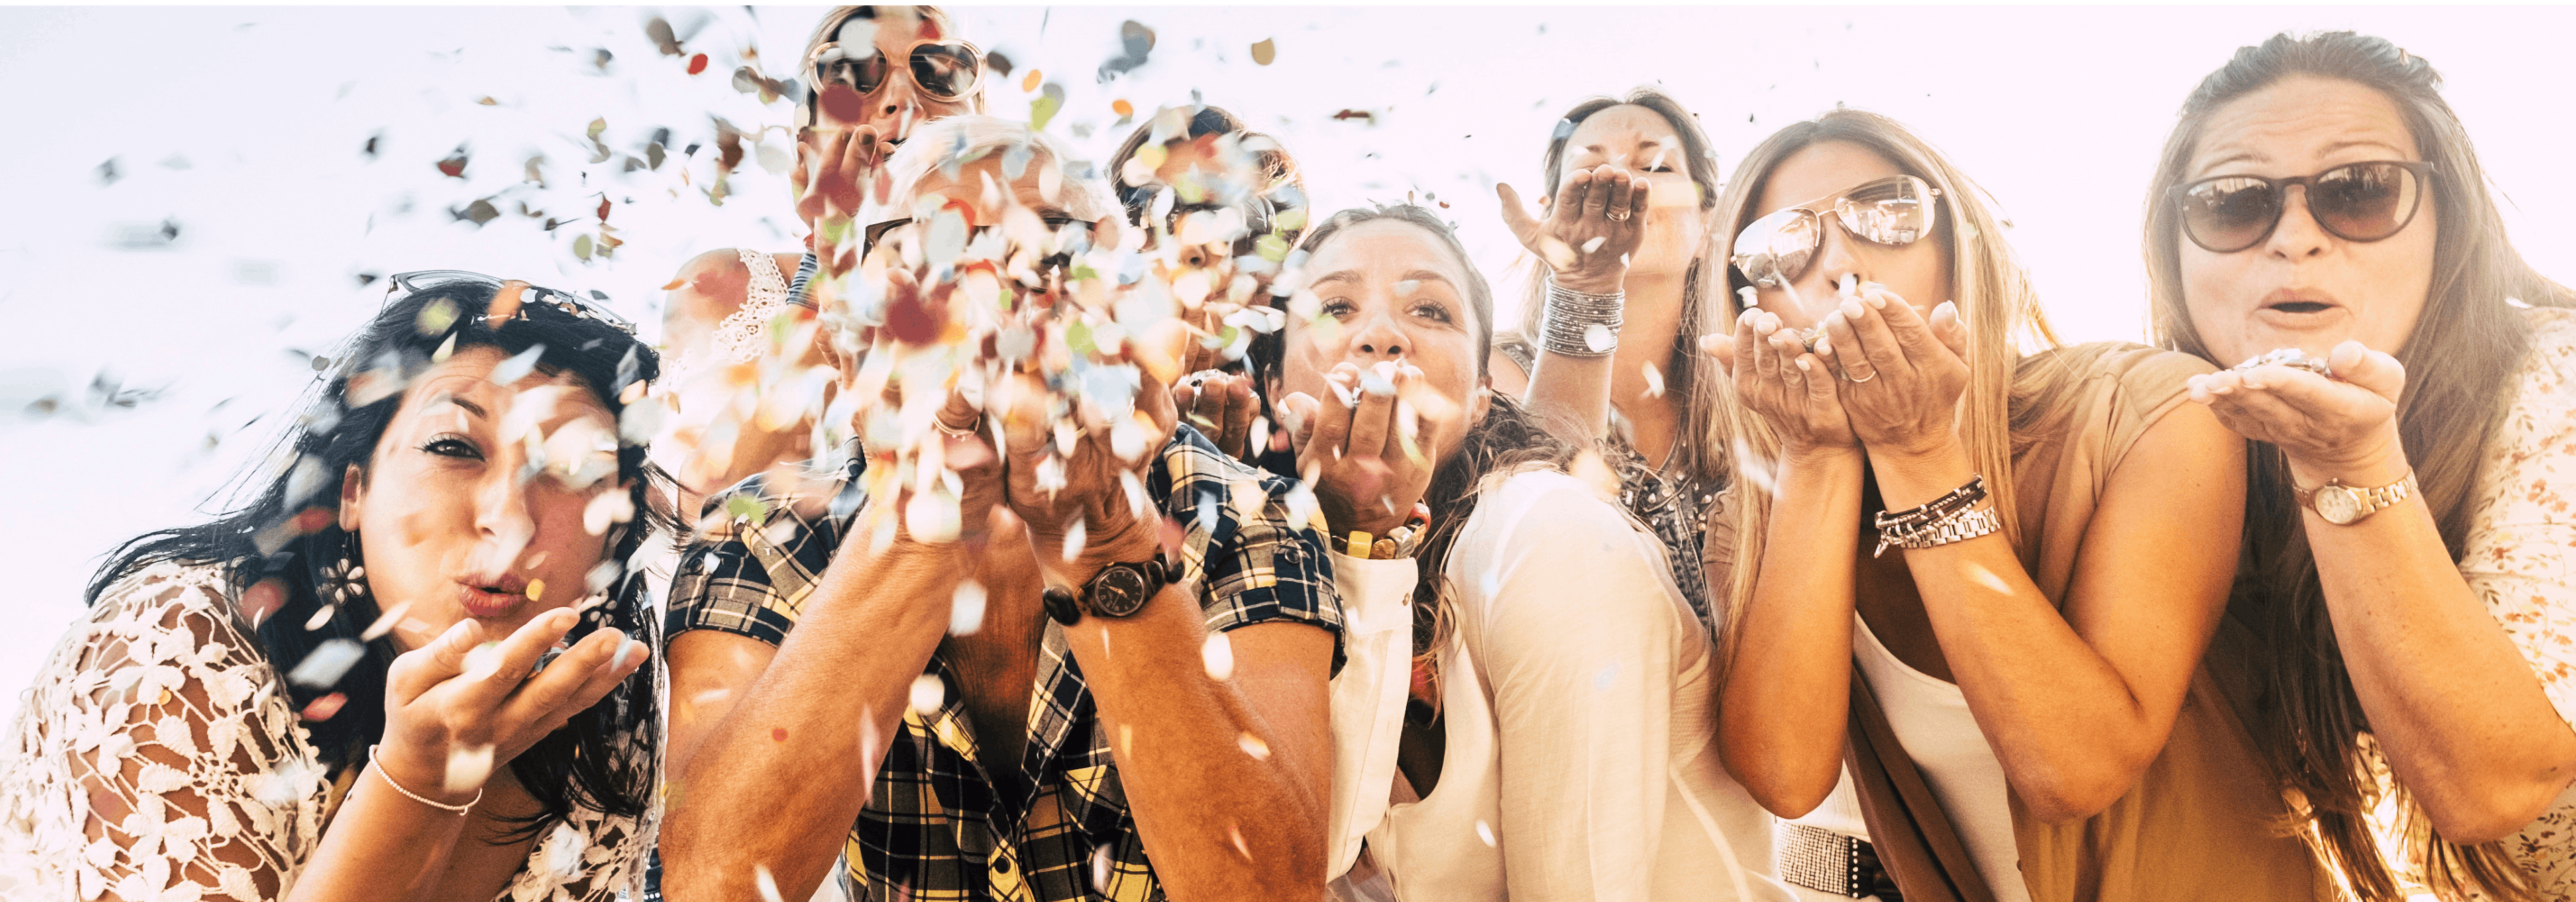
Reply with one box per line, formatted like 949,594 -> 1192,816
1933,300 -> 1958,320
1815,335 -> 1832,356
1795,358 -> 1813,372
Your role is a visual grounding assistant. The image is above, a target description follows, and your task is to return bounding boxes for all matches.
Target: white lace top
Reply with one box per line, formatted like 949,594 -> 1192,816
0,561 -> 650,901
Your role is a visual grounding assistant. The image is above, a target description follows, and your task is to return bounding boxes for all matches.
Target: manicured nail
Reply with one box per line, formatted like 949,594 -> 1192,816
1815,335 -> 1832,356
1840,299 -> 1866,319
1795,358 -> 1813,372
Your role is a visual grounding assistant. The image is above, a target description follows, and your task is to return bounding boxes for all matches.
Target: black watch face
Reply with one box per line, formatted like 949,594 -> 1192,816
1089,565 -> 1155,617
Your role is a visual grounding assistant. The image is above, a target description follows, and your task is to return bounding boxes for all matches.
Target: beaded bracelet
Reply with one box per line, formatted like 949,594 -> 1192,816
1540,278 -> 1624,358
1872,474 -> 1988,534
367,744 -> 482,815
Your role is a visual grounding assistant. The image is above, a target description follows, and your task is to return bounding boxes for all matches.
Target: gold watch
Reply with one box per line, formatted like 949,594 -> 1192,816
2295,470 -> 2417,525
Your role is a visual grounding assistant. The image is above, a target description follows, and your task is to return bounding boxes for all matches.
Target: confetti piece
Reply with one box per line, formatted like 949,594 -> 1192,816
464,642 -> 504,682
1642,361 -> 1665,399
1112,99 -> 1134,117
1020,68 -> 1042,92
1230,824 -> 1251,860
1476,819 -> 1497,846
298,692 -> 347,721
1202,632 -> 1235,681
1238,732 -> 1269,760
525,579 -> 545,604
304,605 -> 336,632
1580,236 -> 1607,254
445,744 -> 494,793
360,602 -> 413,641
687,52 -> 708,75
1250,39 -> 1277,65
1583,323 -> 1615,354
1964,561 -> 2011,594
909,674 -> 944,715
771,727 -> 786,742
951,579 -> 987,635
1063,518 -> 1086,562
754,864 -> 784,902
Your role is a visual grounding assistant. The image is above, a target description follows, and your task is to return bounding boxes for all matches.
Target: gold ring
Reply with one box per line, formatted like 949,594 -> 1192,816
933,416 -> 982,439
1605,209 -> 1631,221
1846,369 -> 1878,384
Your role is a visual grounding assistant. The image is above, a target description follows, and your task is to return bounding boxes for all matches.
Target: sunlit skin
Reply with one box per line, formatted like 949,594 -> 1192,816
1272,218 -> 1492,536
1559,105 -> 1705,279
343,345 -> 625,654
810,8 -> 979,143
2174,74 -> 2576,845
1711,133 -> 2245,829
1745,141 -> 1953,334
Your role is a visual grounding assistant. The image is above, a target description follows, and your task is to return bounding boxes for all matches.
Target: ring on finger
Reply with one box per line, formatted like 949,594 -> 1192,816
1845,367 -> 1879,384
1605,209 -> 1631,221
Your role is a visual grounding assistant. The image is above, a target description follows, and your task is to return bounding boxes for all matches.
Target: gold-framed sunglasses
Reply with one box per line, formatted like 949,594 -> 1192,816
1731,174 -> 1941,289
806,36 -> 983,105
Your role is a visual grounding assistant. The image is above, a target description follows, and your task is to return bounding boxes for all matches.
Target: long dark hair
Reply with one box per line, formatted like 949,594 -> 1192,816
1513,87 -> 1725,481
2145,32 -> 2576,901
86,279 -> 672,838
1250,204 -> 1578,663
1107,103 -> 1309,253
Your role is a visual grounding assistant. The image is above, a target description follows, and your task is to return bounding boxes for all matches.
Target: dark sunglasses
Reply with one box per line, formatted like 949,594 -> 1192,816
384,270 -> 637,336
2171,160 -> 2434,254
806,38 -> 983,105
1731,174 -> 1941,290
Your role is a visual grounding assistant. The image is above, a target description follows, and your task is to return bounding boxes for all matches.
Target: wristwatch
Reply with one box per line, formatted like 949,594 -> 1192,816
1043,552 -> 1181,625
2296,470 -> 2417,525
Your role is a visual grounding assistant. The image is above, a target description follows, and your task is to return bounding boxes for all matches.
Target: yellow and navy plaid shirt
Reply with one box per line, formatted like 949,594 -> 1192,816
666,425 -> 1342,902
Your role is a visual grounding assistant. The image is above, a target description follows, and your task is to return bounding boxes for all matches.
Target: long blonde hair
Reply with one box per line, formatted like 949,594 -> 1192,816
1711,109 -> 2060,666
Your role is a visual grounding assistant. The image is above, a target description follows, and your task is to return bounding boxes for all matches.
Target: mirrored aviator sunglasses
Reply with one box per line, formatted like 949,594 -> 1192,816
2171,160 -> 2433,254
1731,174 -> 1941,289
383,270 -> 637,336
808,38 -> 983,103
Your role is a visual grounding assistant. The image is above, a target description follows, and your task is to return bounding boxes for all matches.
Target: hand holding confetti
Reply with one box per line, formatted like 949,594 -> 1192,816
376,607 -> 649,798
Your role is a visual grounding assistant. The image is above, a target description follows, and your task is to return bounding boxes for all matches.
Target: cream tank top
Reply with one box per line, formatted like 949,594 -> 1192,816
1851,614 -> 2031,902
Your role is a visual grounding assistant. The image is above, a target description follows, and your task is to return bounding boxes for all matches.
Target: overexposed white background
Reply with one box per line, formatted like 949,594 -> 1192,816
5,3 -> 2573,719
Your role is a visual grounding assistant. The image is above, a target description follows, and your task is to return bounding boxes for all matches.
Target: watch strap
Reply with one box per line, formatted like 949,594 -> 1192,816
2294,470 -> 2418,523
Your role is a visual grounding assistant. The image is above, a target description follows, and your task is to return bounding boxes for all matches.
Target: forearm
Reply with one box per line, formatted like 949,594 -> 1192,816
1870,444 -> 2176,820
661,539 -> 955,899
1063,587 -> 1326,899
1718,448 -> 1866,816
2299,450 -> 2576,836
1521,351 -> 1617,438
290,758 -> 525,902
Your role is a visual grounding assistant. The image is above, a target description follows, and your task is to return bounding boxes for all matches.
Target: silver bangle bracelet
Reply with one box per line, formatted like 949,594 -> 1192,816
1873,507 -> 2002,558
1541,278 -> 1624,358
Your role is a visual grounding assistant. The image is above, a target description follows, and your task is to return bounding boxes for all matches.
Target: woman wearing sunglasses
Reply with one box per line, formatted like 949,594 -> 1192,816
655,5 -> 982,515
1708,109 -> 2324,901
2150,32 -> 2576,899
1246,205 -> 1787,902
1,274 -> 666,901
1489,87 -> 1730,639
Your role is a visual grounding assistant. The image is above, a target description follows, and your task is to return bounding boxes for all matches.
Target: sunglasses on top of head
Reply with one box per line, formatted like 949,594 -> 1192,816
806,36 -> 983,105
1731,174 -> 1942,290
384,270 -> 637,336
2169,160 -> 2434,254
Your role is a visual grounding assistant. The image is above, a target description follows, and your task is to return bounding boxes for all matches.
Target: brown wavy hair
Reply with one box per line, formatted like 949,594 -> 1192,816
2145,31 -> 2576,902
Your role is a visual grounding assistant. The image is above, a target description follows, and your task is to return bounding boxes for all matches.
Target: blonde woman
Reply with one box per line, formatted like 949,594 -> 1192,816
1708,109 -> 2324,901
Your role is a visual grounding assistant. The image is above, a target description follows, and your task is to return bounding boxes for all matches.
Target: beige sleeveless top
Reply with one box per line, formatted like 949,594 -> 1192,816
1710,342 -> 2331,902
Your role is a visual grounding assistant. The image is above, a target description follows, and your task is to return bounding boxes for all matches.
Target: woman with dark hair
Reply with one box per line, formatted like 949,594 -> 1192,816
2149,31 -> 2576,900
1,275 -> 666,901
1709,109 -> 2323,901
1252,205 -> 1786,901
1491,86 -> 1729,635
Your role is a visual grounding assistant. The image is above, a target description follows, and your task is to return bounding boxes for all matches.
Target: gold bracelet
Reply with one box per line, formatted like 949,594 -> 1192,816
367,744 -> 481,815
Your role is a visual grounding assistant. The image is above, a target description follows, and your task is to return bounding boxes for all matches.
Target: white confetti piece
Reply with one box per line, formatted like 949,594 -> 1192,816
444,744 -> 494,793
1238,732 -> 1269,760
1583,323 -> 1615,354
1580,236 -> 1607,254
286,639 -> 364,689
753,864 -> 784,902
1063,518 -> 1087,562
950,580 -> 987,635
303,604 -> 335,632
1964,561 -> 2012,594
1476,819 -> 1497,846
1202,632 -> 1234,681
1642,361 -> 1664,399
463,642 -> 504,682
360,602 -> 412,641
909,674 -> 944,715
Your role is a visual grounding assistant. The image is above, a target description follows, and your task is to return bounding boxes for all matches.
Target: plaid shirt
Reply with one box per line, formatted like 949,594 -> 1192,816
666,425 -> 1342,901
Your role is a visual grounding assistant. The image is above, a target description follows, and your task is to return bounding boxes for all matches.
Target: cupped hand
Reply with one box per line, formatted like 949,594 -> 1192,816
2186,340 -> 2406,479
1497,164 -> 1649,295
1702,308 -> 1856,456
1171,370 -> 1259,460
1276,361 -> 1446,538
1813,283 -> 1970,458
378,607 -> 650,799
988,365 -> 1177,570
792,124 -> 888,230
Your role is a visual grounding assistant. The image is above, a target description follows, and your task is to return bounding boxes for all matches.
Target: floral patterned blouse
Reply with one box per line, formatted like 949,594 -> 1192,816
0,561 -> 650,901
2463,306 -> 2576,888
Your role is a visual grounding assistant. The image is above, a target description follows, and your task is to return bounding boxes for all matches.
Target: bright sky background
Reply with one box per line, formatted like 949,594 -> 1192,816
5,3 -> 2574,716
